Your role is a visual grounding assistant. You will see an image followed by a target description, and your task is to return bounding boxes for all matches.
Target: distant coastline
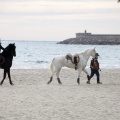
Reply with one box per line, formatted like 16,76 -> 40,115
57,30 -> 120,45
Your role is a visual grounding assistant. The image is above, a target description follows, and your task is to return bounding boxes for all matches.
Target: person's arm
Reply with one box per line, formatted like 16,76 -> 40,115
97,60 -> 99,69
96,60 -> 101,70
0,44 -> 5,51
97,60 -> 101,71
90,59 -> 94,68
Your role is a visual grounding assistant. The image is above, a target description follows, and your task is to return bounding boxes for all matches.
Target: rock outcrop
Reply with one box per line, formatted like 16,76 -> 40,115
57,32 -> 120,45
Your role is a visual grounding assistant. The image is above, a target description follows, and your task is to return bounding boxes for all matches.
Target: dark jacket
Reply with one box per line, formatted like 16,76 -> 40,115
0,44 -> 5,52
90,58 -> 99,70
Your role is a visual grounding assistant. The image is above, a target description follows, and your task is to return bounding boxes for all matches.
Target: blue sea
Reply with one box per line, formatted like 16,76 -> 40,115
2,40 -> 120,69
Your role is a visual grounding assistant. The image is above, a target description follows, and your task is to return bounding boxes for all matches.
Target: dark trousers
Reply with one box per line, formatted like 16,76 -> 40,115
89,68 -> 100,83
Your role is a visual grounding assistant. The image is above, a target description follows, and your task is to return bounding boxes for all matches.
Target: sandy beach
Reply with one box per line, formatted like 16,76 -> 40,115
0,68 -> 120,120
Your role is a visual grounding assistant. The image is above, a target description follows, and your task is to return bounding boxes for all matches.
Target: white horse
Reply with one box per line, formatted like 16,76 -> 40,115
47,48 -> 97,84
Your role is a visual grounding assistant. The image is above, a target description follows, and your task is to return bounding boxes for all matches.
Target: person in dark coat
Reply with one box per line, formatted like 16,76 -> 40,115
0,44 -> 5,52
0,41 -> 6,65
87,53 -> 102,84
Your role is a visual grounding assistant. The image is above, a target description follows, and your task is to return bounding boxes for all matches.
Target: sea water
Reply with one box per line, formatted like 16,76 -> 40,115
2,40 -> 120,69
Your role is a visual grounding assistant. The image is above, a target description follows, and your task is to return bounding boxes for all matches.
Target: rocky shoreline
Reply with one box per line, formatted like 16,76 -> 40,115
57,37 -> 120,45
57,32 -> 120,45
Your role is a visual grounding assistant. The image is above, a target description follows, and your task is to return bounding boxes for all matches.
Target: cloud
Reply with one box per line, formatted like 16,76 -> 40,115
0,0 -> 118,14
0,0 -> 120,40
1,0 -> 119,21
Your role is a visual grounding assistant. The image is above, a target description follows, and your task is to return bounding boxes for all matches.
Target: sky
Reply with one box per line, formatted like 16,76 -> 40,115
0,0 -> 120,41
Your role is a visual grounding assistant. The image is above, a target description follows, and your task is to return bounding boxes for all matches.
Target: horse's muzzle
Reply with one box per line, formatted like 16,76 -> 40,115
14,51 -> 16,57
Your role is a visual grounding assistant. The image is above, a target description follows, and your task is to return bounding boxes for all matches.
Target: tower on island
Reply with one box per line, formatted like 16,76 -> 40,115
76,30 -> 91,39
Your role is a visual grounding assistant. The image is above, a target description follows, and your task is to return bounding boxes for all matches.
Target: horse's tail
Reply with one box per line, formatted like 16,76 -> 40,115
50,58 -> 55,76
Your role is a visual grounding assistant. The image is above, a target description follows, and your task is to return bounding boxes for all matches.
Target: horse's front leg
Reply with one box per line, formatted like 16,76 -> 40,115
83,68 -> 90,82
8,69 -> 13,85
0,69 -> 7,85
77,69 -> 82,85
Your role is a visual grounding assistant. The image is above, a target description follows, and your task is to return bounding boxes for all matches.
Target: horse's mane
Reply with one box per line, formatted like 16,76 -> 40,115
2,43 -> 15,55
78,48 -> 91,55
5,44 -> 13,50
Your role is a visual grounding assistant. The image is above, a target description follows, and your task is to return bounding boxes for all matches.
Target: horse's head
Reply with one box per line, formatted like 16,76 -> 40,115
91,48 -> 96,58
7,43 -> 16,57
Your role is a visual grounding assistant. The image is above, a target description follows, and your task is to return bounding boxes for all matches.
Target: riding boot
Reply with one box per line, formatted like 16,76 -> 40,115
87,75 -> 90,80
97,78 -> 102,84
86,80 -> 90,84
86,75 -> 90,84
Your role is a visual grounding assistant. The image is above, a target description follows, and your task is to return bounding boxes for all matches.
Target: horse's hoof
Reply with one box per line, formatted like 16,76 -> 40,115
10,83 -> 14,85
47,77 -> 53,84
58,83 -> 62,85
58,81 -> 62,85
77,78 -> 80,85
47,81 -> 50,84
77,81 -> 80,84
0,82 -> 3,85
58,82 -> 62,85
57,78 -> 62,84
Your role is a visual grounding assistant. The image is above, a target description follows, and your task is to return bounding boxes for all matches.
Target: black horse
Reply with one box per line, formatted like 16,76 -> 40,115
0,43 -> 16,85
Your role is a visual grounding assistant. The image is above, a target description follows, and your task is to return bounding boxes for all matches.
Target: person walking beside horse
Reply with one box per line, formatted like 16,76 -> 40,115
87,53 -> 102,84
47,48 -> 97,85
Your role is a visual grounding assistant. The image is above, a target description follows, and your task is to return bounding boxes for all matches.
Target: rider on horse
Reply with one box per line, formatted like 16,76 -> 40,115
0,41 -> 6,65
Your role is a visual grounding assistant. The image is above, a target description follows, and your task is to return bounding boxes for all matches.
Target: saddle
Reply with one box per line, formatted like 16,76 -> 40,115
66,53 -> 80,70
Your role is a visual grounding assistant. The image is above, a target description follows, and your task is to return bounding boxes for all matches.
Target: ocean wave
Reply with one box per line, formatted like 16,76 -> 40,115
36,60 -> 48,63
4,40 -> 120,69
24,60 -> 48,63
